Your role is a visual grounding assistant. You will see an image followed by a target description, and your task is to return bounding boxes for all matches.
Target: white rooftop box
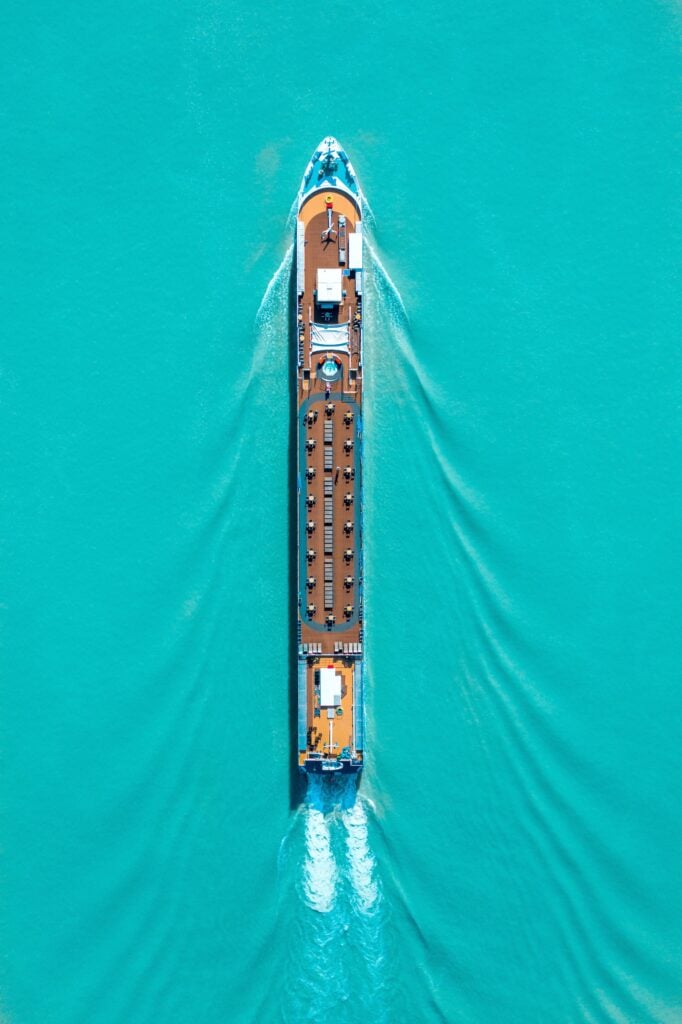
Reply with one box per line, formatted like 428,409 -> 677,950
317,267 -> 343,303
320,667 -> 342,707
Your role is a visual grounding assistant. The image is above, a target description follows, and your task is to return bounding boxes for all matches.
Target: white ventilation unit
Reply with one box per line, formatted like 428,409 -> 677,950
317,268 -> 343,303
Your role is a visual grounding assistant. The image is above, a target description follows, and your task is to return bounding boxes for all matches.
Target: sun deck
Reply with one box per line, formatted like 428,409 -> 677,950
304,661 -> 355,758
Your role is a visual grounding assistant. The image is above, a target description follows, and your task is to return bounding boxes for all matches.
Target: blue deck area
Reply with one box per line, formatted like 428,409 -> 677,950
299,136 -> 361,203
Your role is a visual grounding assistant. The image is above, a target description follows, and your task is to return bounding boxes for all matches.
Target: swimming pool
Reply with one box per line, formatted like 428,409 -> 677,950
321,358 -> 339,379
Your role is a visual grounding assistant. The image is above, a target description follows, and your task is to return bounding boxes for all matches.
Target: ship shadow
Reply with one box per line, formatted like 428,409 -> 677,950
288,253 -> 306,810
305,774 -> 358,813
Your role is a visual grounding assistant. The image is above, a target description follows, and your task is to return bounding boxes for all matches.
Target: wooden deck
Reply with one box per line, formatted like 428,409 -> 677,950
304,661 -> 355,758
297,190 -> 364,765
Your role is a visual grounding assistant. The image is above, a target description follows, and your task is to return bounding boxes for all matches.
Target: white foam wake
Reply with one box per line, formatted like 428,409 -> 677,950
255,242 -> 293,327
342,797 -> 380,914
365,238 -> 408,319
302,807 -> 338,914
254,194 -> 297,314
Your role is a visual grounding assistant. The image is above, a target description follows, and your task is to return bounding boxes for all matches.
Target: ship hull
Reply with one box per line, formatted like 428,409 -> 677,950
294,138 -> 365,775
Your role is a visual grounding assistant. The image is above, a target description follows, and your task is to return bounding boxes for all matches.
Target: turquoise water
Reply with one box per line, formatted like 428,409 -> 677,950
2,2 -> 681,1021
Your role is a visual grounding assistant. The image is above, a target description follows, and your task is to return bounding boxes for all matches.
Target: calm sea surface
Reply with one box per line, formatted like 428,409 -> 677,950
2,2 -> 681,1021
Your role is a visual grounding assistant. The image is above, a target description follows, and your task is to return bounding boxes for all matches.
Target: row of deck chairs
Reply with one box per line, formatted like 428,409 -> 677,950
333,641 -> 363,656
302,642 -> 323,655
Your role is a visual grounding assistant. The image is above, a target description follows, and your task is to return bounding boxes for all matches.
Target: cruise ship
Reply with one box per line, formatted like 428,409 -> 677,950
295,137 -> 365,774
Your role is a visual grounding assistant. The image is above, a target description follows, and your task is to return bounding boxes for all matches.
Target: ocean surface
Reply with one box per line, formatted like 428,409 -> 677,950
2,2 -> 681,1022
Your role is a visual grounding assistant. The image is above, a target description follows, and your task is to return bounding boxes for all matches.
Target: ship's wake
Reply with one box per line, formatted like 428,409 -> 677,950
301,802 -> 337,915
279,777 -> 392,1024
249,241 -> 294,387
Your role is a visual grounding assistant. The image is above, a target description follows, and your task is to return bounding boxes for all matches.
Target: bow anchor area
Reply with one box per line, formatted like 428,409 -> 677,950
320,194 -> 337,244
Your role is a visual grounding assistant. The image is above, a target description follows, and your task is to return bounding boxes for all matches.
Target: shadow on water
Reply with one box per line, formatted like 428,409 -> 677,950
288,249 -> 306,810
304,772 -> 359,813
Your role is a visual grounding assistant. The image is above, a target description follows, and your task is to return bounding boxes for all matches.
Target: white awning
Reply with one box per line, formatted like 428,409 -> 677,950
310,321 -> 350,353
317,267 -> 343,303
320,667 -> 342,707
